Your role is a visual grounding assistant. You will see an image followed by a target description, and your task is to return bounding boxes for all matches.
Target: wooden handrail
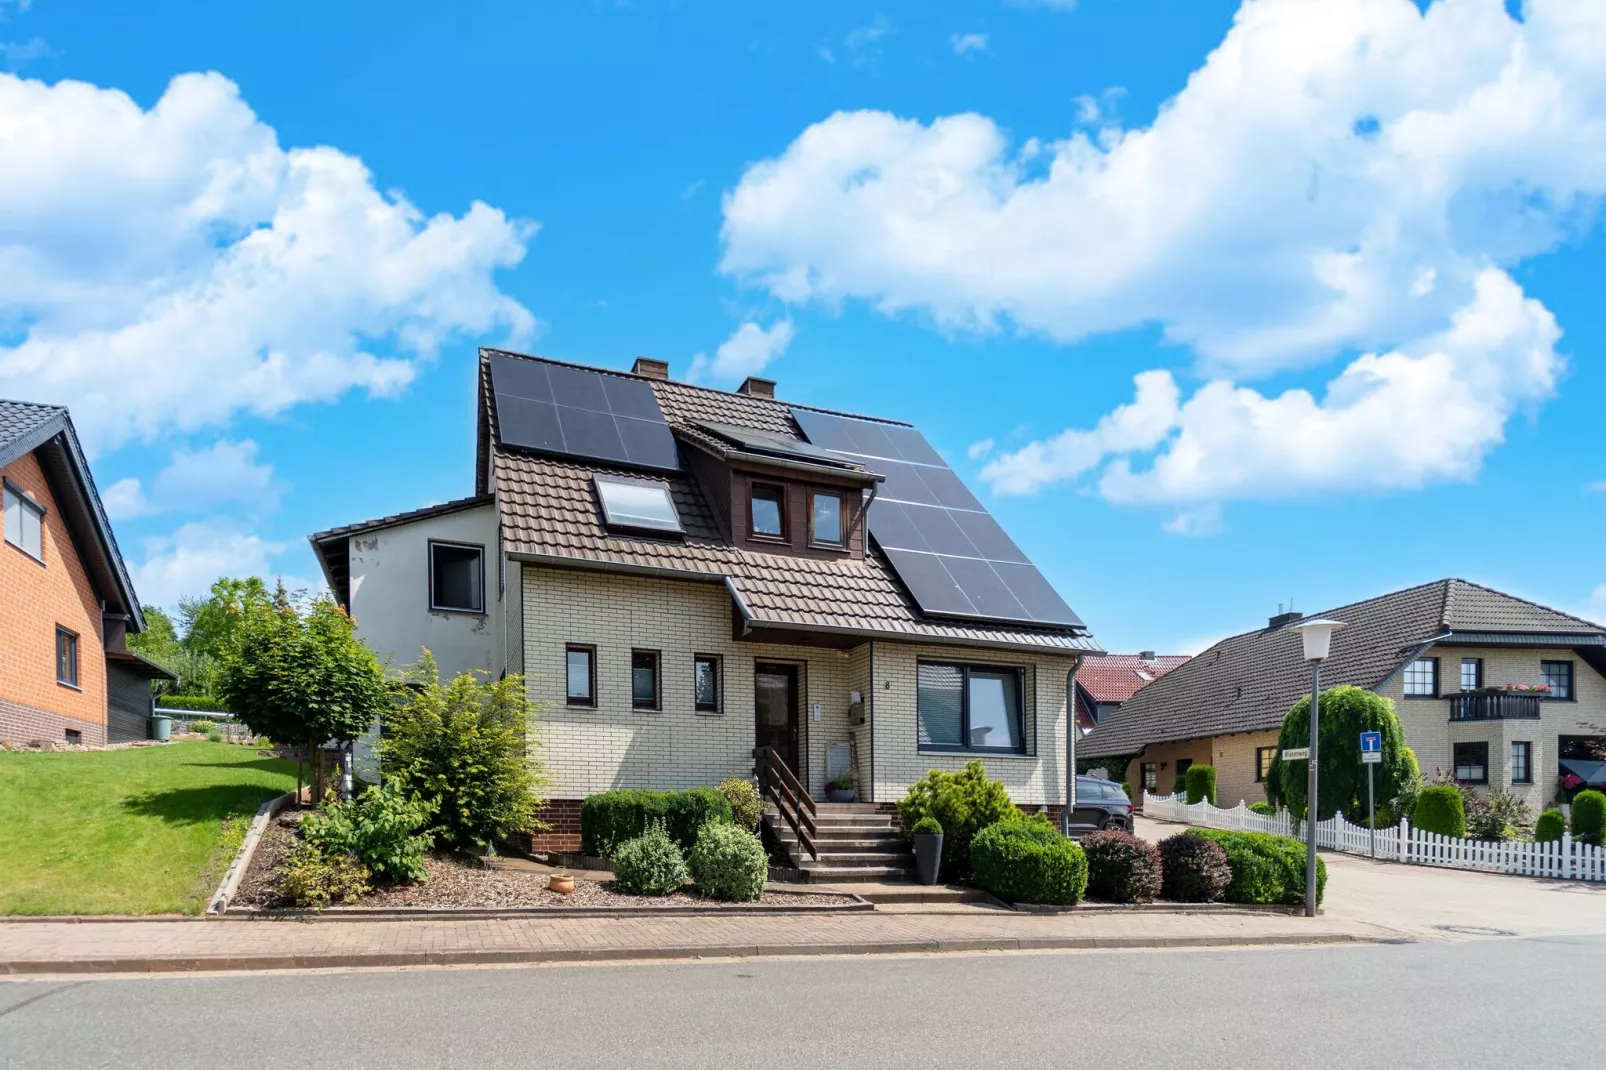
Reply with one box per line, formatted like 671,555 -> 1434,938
754,747 -> 818,860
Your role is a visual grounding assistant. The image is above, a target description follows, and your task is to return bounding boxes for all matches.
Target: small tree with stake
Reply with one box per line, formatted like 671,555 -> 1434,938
217,585 -> 387,803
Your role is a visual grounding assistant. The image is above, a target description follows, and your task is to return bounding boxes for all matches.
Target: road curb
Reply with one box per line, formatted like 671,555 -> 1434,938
0,930 -> 1381,976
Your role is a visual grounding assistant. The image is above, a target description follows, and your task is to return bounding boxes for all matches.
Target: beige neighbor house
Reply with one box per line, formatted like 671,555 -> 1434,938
1081,579 -> 1606,815
311,350 -> 1101,872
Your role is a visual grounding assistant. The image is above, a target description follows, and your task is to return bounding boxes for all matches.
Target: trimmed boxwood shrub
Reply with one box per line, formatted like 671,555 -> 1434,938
1249,801 -> 1276,817
688,823 -> 769,902
1157,834 -> 1231,902
580,788 -> 733,857
1571,790 -> 1606,847
610,825 -> 689,896
970,821 -> 1088,905
1533,808 -> 1566,843
1185,828 -> 1327,906
1081,829 -> 1161,903
911,815 -> 943,836
1414,785 -> 1467,838
897,760 -> 1018,881
1185,764 -> 1217,805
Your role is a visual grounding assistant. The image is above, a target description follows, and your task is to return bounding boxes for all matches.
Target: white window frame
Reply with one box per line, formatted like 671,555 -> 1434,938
1403,657 -> 1439,698
3,478 -> 45,562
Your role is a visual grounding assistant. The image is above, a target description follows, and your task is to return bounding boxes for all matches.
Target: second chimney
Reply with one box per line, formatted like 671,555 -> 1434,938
737,376 -> 776,399
1268,610 -> 1301,630
632,356 -> 669,380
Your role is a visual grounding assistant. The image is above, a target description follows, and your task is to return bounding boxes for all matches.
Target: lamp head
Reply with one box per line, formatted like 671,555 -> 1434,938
1290,617 -> 1345,662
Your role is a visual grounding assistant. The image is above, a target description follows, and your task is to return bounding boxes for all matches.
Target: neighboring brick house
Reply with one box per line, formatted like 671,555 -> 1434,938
1072,651 -> 1190,735
1,401 -> 173,747
1081,579 -> 1606,813
311,351 -> 1101,853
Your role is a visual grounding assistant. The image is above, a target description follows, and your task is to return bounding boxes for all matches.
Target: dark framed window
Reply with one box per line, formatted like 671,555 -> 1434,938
55,627 -> 78,688
1403,657 -> 1439,697
808,490 -> 843,547
3,479 -> 45,562
565,645 -> 596,707
1255,747 -> 1276,783
1541,660 -> 1573,700
1454,741 -> 1488,785
429,541 -> 484,613
693,654 -> 721,713
1141,762 -> 1157,793
1511,741 -> 1532,785
748,482 -> 786,540
1460,658 -> 1483,692
917,661 -> 1025,753
631,650 -> 660,711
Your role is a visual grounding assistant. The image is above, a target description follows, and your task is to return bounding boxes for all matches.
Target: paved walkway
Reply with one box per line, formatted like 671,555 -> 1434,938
0,908 -> 1388,976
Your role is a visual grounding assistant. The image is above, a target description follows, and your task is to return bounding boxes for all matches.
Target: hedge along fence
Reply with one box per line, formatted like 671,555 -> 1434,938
579,788 -> 733,857
1146,792 -> 1606,882
156,694 -> 234,714
1184,827 -> 1325,906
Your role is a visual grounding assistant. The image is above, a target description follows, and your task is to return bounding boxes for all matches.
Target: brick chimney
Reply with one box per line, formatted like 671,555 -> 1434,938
1268,610 -> 1301,630
632,357 -> 669,380
737,376 -> 776,399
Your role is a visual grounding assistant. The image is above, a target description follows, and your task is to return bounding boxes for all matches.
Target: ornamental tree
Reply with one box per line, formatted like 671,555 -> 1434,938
1264,685 -> 1411,821
216,586 -> 387,802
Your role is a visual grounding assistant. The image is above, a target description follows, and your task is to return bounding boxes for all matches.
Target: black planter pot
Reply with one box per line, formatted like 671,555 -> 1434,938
914,832 -> 943,885
825,788 -> 856,803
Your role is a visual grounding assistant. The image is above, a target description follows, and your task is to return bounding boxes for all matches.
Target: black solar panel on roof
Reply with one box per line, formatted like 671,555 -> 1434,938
490,354 -> 679,472
792,407 -> 1082,630
695,421 -> 854,468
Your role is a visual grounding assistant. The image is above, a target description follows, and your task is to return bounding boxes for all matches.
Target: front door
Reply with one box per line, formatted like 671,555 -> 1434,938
755,663 -> 799,775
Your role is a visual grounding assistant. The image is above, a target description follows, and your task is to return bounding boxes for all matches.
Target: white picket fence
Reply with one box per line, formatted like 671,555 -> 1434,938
1143,792 -> 1606,882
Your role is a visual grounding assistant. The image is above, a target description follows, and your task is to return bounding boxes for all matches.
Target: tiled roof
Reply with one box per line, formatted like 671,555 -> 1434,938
1080,578 -> 1605,759
310,494 -> 494,545
1078,654 -> 1191,704
483,350 -> 1098,655
0,399 -> 67,468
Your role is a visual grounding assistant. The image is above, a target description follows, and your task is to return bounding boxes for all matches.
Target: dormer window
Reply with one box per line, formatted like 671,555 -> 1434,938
749,483 -> 786,540
594,475 -> 683,537
809,490 -> 843,548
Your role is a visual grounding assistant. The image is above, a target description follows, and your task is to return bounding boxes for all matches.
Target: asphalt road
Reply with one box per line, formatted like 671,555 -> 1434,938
2,937 -> 1595,1069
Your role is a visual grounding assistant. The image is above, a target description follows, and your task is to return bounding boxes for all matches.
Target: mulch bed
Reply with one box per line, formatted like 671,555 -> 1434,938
233,813 -> 857,911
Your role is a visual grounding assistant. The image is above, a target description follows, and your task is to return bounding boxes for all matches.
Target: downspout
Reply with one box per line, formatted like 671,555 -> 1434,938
724,576 -> 754,637
1064,657 -> 1080,833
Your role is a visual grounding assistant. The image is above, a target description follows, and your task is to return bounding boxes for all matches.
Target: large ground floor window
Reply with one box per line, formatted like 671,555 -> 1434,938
917,661 -> 1025,753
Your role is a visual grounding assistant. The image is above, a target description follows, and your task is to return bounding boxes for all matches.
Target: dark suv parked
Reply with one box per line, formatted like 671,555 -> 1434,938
1066,776 -> 1134,833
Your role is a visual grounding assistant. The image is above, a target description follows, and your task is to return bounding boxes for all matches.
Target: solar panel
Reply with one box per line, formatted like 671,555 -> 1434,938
792,407 -> 1082,630
695,421 -> 854,468
489,354 -> 680,473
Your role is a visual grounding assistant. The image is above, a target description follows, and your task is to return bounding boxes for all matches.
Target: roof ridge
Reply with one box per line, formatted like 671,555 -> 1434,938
478,347 -> 915,428
1447,576 -> 1606,632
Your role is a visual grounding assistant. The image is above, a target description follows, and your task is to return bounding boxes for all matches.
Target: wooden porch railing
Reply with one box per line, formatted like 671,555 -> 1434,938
754,747 -> 818,861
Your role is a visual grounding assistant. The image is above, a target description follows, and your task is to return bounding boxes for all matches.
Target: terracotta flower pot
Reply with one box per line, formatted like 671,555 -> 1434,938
549,873 -> 575,894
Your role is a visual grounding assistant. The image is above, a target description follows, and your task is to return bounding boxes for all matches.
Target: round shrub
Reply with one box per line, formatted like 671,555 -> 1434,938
718,777 -> 763,831
911,815 -> 943,836
1534,808 -> 1566,843
1185,764 -> 1217,805
897,760 -> 1018,880
970,820 -> 1088,905
1081,830 -> 1161,903
1186,828 -> 1326,906
609,825 -> 688,896
1571,790 -> 1606,847
1414,785 -> 1467,838
1249,801 -> 1276,817
1157,834 -> 1231,902
688,823 -> 769,902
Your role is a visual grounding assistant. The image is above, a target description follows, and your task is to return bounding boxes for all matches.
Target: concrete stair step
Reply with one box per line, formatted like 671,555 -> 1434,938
781,839 -> 907,853
795,864 -> 916,883
798,850 -> 911,864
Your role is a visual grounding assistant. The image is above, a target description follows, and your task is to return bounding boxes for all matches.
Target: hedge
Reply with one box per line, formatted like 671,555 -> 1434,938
1414,785 -> 1466,838
1185,764 -> 1217,805
1081,829 -> 1161,903
1571,790 -> 1606,847
1157,834 -> 1231,902
970,820 -> 1088,905
580,788 -> 733,857
1249,801 -> 1276,817
156,694 -> 233,714
1533,809 -> 1566,844
1185,828 -> 1327,906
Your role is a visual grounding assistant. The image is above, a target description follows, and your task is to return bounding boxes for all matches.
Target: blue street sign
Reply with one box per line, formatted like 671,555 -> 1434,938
1359,731 -> 1382,753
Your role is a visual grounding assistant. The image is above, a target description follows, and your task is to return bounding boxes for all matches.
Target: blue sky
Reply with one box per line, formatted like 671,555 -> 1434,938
2,0 -> 1603,653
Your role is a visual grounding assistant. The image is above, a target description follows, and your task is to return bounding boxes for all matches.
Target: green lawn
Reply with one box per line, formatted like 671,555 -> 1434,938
0,741 -> 299,915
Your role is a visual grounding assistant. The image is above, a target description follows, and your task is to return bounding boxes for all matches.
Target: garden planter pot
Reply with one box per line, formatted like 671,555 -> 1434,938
826,788 -> 856,803
548,873 -> 575,894
914,833 -> 943,885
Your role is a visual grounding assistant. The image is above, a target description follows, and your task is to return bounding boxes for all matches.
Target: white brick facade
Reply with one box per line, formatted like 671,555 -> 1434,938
521,564 -> 1077,806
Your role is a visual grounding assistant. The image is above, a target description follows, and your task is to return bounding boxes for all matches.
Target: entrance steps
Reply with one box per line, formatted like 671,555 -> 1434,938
764,802 -> 916,883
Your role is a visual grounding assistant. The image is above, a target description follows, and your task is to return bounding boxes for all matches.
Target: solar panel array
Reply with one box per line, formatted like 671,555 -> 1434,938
695,420 -> 857,469
791,408 -> 1084,630
490,354 -> 680,473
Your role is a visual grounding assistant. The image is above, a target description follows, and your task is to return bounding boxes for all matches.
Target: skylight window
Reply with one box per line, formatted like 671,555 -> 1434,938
594,475 -> 683,535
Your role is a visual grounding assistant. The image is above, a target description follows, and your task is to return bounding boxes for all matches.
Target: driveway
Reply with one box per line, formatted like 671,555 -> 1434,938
1134,814 -> 1606,940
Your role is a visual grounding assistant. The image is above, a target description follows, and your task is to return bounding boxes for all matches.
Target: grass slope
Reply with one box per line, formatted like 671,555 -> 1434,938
0,741 -> 299,915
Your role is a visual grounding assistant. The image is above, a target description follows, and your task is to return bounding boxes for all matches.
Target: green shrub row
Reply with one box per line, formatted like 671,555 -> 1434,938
157,694 -> 233,713
970,820 -> 1088,906
608,821 -> 768,902
580,788 -> 732,857
1184,828 -> 1326,906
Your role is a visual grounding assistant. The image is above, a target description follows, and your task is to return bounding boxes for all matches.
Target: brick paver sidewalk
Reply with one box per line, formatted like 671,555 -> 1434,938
0,909 -> 1396,975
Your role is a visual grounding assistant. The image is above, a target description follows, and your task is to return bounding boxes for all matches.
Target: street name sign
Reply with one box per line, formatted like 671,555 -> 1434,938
1281,747 -> 1310,761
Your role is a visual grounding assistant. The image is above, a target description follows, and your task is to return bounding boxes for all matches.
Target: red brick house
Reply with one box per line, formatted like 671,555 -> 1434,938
1,400 -> 172,746
1073,651 -> 1190,735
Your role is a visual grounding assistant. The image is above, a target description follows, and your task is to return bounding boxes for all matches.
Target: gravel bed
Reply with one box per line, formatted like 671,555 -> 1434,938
233,817 -> 856,910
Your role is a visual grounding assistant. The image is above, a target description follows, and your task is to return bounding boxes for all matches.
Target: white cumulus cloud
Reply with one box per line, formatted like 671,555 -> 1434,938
105,438 -> 281,519
950,33 -> 988,56
0,70 -> 536,453
721,0 -> 1606,525
688,320 -> 796,385
130,522 -> 294,610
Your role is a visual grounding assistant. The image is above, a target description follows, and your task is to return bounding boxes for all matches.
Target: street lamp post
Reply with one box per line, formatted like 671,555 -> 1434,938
1289,618 -> 1344,918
